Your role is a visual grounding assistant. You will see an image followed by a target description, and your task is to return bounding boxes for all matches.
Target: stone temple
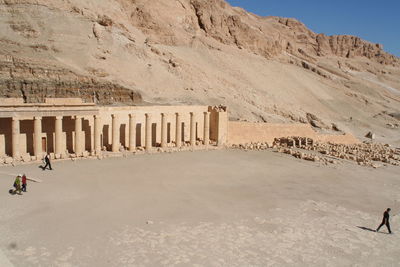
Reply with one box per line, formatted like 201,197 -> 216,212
0,98 -> 228,161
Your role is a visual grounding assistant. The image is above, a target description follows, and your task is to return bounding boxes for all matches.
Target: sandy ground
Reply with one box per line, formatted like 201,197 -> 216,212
1,150 -> 400,266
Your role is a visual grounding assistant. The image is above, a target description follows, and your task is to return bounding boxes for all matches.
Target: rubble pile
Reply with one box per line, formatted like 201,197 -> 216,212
231,143 -> 270,151
273,137 -> 400,167
231,136 -> 400,168
277,147 -> 338,165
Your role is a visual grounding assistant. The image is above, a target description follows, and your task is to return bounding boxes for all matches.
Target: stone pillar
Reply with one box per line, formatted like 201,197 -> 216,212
190,112 -> 195,146
298,138 -> 302,147
75,116 -> 83,155
112,114 -> 119,152
129,114 -> 136,152
210,108 -> 228,147
175,113 -> 181,148
161,113 -> 167,148
33,116 -> 42,157
12,117 -> 20,158
94,115 -> 102,153
145,113 -> 152,151
55,116 -> 63,156
217,110 -> 228,147
203,112 -> 210,146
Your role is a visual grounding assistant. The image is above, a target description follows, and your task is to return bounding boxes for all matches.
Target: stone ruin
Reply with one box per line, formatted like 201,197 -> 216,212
0,99 -> 228,166
231,136 -> 400,168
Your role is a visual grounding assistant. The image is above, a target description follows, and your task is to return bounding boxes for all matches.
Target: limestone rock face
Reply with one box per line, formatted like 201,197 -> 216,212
190,0 -> 282,58
315,34 -> 397,64
0,56 -> 142,104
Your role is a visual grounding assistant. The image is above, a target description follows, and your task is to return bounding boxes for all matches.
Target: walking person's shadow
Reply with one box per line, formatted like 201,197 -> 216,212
357,226 -> 376,232
357,226 -> 390,234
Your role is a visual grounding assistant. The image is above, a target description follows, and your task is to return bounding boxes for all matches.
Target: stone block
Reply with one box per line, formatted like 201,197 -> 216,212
22,155 -> 31,162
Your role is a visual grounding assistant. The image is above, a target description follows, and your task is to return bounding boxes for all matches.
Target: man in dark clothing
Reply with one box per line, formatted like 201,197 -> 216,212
43,154 -> 52,170
376,208 -> 392,234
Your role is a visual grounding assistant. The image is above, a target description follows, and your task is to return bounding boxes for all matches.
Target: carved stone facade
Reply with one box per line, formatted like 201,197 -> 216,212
0,98 -> 228,160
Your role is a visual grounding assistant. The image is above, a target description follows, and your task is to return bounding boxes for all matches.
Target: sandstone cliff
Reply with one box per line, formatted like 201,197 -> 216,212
0,0 -> 399,143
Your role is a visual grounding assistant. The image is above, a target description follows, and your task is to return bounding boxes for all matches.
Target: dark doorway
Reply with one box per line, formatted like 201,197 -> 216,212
41,137 -> 47,153
120,124 -> 126,148
83,119 -> 92,152
167,123 -> 171,143
102,125 -> 110,150
181,122 -> 185,142
20,120 -> 34,156
136,123 -> 142,147
43,117 -> 55,153
152,123 -> 157,147
196,122 -> 199,141
63,116 -> 74,153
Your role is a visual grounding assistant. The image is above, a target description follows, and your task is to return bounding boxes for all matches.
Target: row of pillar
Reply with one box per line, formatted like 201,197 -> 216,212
12,115 -> 85,158
111,111 -> 211,152
10,111 -> 211,158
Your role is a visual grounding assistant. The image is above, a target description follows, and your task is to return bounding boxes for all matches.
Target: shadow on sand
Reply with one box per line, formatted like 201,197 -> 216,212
357,226 -> 390,234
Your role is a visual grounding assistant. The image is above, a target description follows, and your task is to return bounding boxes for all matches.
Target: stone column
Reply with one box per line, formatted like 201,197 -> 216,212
216,110 -> 228,147
175,113 -> 181,148
129,114 -> 136,152
112,114 -> 119,152
12,117 -> 20,158
94,115 -> 102,153
161,113 -> 167,148
145,113 -> 152,151
203,112 -> 210,146
75,116 -> 82,155
190,112 -> 195,146
33,116 -> 42,157
55,116 -> 63,156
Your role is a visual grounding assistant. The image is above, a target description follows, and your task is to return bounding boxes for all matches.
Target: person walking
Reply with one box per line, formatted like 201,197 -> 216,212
21,174 -> 27,192
376,208 -> 392,234
43,154 -> 52,170
13,175 -> 22,195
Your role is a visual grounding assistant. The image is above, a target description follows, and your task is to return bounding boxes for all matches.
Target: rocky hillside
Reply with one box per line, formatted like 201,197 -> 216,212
0,0 -> 399,143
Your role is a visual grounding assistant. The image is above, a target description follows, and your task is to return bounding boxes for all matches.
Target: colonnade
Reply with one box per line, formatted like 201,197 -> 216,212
10,115 -> 86,158
108,111 -> 211,153
8,111 -> 212,158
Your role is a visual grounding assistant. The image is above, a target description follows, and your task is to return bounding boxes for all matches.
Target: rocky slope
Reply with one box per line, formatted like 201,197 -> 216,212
0,0 -> 399,143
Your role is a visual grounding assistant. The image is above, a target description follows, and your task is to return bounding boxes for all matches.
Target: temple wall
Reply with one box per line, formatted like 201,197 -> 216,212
315,133 -> 360,145
99,106 -> 209,148
228,122 -> 360,145
0,103 -> 223,159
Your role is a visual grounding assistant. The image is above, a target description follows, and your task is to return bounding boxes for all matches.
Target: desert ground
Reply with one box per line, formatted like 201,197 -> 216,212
1,150 -> 400,266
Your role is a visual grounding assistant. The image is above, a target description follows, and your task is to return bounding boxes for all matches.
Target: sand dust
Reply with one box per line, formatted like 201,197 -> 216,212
0,150 -> 399,266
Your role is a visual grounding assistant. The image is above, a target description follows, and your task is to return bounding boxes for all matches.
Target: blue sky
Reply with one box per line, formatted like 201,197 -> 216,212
226,0 -> 400,57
